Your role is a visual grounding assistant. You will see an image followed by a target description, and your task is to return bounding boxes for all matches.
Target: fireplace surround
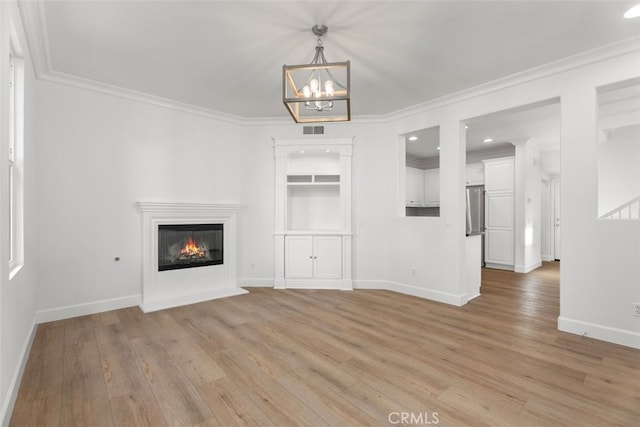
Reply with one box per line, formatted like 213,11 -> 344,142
135,202 -> 247,312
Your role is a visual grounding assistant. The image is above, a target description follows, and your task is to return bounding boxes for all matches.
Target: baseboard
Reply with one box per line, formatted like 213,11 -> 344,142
36,294 -> 141,324
484,263 -> 514,271
0,316 -> 37,427
276,279 -> 353,291
140,287 -> 249,313
541,255 -> 554,262
514,260 -> 542,274
355,279 -> 466,306
466,292 -> 481,303
558,316 -> 640,349
237,278 -> 274,288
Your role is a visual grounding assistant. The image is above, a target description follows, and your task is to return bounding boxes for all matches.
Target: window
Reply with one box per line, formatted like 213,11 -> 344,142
8,33 -> 24,278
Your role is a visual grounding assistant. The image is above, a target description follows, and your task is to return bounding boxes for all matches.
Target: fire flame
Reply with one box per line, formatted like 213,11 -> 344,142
179,237 -> 205,258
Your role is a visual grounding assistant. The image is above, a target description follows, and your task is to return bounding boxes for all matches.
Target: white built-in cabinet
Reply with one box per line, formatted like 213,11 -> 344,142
274,136 -> 353,290
405,167 -> 440,207
483,157 -> 515,269
285,235 -> 342,280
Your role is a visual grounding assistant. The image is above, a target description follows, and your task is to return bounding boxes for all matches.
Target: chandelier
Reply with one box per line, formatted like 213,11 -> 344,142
283,24 -> 351,123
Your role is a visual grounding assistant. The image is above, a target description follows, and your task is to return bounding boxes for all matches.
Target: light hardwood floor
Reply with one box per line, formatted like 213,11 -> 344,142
10,262 -> 640,426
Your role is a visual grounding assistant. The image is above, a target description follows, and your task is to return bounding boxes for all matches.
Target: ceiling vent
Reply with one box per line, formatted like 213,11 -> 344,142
303,126 -> 325,135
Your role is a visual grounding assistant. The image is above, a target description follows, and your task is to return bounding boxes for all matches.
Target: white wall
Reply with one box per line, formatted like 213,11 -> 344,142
597,124 -> 640,216
0,2 -> 38,423
558,52 -> 640,348
34,80 -> 243,315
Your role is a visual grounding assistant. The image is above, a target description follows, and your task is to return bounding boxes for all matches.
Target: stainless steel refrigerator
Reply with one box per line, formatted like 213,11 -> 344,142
465,185 -> 485,267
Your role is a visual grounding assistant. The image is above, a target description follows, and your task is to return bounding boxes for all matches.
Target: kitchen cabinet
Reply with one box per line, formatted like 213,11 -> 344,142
466,163 -> 484,185
406,167 -> 425,206
483,157 -> 515,270
405,167 -> 440,207
285,235 -> 342,280
424,168 -> 440,205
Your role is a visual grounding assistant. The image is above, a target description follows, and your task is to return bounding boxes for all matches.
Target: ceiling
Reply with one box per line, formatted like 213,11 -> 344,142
404,99 -> 561,159
25,0 -> 640,120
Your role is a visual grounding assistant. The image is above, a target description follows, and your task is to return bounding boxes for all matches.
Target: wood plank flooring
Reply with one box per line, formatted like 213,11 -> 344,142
10,262 -> 640,426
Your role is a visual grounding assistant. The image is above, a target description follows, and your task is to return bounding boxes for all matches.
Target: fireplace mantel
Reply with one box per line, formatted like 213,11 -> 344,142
135,202 -> 247,312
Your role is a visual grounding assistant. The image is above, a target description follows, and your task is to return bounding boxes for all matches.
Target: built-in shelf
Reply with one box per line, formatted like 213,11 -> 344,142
287,174 -> 340,185
274,136 -> 353,290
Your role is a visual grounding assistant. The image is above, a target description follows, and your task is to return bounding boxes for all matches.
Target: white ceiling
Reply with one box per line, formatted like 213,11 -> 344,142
27,0 -> 640,119
404,99 -> 561,159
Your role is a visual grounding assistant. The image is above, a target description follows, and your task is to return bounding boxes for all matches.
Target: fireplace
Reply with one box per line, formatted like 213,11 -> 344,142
158,223 -> 223,271
136,202 -> 247,313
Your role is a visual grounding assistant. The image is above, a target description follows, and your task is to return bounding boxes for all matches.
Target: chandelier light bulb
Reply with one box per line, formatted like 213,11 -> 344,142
325,80 -> 335,96
309,79 -> 319,93
302,85 -> 311,98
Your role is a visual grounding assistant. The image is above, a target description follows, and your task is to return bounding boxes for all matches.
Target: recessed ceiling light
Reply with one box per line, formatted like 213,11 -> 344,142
464,125 -> 469,129
483,138 -> 494,143
300,150 -> 305,153
408,135 -> 418,141
436,146 -> 441,150
624,4 -> 640,18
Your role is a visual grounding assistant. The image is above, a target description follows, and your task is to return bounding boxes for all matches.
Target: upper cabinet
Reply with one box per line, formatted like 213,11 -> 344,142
424,169 -> 440,205
405,167 -> 440,207
483,157 -> 514,192
466,163 -> 484,185
406,167 -> 425,206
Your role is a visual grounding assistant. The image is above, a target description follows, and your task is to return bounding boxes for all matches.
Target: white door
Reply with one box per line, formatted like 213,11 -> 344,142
313,236 -> 342,279
285,236 -> 313,278
553,179 -> 561,260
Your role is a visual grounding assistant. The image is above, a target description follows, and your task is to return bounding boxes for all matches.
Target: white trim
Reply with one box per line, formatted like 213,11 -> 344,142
514,260 -> 542,274
237,278 -> 274,288
41,70 -> 243,125
15,0 -> 640,126
541,255 -> 555,262
558,316 -> 640,350
0,317 -> 37,427
140,288 -> 249,314
484,263 -> 514,271
278,279 -> 353,291
384,36 -> 640,123
36,295 -> 141,324
354,280 -> 467,307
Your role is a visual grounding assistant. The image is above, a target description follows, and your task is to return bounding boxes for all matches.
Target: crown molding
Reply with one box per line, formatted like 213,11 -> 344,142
384,35 -> 640,123
41,69 -> 244,125
16,0 -> 51,77
16,0 -> 640,128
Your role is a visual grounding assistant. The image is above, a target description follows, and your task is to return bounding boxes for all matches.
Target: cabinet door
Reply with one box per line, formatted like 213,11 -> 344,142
285,236 -> 313,278
406,167 -> 425,205
484,158 -> 514,192
466,163 -> 484,185
485,193 -> 514,265
313,236 -> 342,279
424,169 -> 440,205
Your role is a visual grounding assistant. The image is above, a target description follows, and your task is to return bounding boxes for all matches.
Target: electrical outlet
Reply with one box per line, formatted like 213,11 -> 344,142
634,302 -> 640,317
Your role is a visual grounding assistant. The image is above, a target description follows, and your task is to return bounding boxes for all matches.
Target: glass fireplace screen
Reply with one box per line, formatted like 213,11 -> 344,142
158,224 -> 223,271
